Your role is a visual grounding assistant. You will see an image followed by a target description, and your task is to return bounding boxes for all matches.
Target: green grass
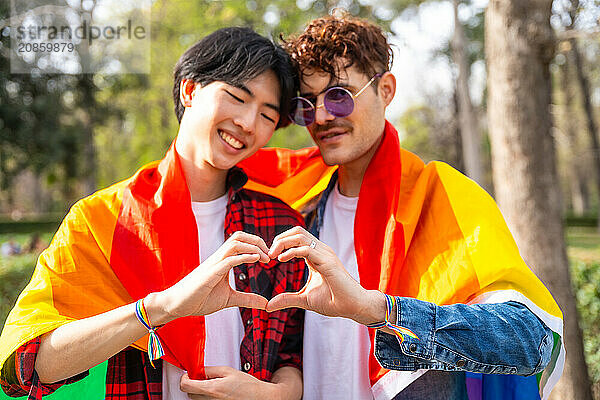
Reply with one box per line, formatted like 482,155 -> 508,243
0,232 -> 53,327
567,226 -> 600,254
567,227 -> 600,398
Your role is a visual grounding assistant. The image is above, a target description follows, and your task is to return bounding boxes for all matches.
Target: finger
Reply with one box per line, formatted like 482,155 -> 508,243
228,231 -> 269,255
212,253 -> 261,278
269,233 -> 313,259
218,253 -> 261,274
228,290 -> 268,310
266,292 -> 309,312
277,246 -> 312,263
224,241 -> 269,263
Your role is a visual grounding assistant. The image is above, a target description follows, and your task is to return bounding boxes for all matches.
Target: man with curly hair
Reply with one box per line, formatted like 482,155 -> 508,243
240,14 -> 565,400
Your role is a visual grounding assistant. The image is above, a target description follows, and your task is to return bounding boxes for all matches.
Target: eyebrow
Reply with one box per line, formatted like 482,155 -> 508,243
299,82 -> 355,98
236,83 -> 280,113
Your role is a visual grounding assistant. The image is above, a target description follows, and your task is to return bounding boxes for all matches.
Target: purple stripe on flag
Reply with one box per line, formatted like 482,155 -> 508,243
466,373 -> 483,400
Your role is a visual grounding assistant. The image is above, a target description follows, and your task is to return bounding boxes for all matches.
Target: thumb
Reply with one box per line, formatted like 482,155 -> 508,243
266,292 -> 309,312
180,373 -> 210,394
227,290 -> 268,310
203,366 -> 235,379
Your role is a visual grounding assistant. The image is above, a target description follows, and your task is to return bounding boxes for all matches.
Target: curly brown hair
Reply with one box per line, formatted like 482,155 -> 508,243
283,14 -> 392,82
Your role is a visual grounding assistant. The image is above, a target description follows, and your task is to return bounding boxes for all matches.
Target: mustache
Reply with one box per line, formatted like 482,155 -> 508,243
312,121 -> 353,135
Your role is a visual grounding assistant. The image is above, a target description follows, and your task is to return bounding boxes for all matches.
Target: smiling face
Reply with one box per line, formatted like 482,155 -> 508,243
299,65 -> 393,171
176,70 -> 281,172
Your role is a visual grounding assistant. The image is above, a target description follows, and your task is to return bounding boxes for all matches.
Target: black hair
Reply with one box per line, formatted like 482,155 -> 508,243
173,27 -> 296,129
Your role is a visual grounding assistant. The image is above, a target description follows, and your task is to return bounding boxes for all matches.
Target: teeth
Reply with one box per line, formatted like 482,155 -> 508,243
219,130 -> 244,149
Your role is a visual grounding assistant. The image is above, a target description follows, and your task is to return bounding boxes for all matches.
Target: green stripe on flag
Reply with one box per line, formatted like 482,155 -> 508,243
0,361 -> 106,400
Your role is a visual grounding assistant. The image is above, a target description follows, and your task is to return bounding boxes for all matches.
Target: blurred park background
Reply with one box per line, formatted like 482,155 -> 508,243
0,0 -> 599,399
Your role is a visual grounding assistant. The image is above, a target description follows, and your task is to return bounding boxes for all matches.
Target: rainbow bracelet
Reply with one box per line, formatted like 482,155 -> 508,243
366,293 -> 420,343
134,299 -> 165,368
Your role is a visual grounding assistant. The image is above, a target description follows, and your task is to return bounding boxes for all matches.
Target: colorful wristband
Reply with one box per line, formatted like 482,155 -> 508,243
134,298 -> 165,368
366,293 -> 420,343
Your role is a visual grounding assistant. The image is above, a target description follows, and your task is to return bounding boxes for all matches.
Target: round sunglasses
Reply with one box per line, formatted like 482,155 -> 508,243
289,73 -> 383,126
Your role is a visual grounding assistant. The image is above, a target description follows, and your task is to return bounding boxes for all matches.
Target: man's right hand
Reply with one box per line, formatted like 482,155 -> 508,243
147,231 -> 270,326
36,231 -> 271,384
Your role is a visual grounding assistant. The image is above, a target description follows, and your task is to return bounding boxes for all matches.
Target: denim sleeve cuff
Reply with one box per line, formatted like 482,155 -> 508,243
373,297 -> 437,369
396,297 -> 436,359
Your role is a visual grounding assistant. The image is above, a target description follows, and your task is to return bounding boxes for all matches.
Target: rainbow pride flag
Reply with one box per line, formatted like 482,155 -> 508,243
0,145 -> 225,398
239,121 -> 564,400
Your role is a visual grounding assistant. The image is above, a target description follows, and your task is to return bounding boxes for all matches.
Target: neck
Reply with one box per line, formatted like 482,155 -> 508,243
175,139 -> 228,202
337,133 -> 384,198
337,165 -> 366,198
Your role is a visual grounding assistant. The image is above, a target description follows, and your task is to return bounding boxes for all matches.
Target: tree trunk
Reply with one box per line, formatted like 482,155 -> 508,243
569,40 -> 600,229
79,73 -> 97,196
452,0 -> 484,186
565,0 -> 600,228
559,53 -> 589,216
452,86 -> 465,173
485,1 -> 593,399
77,3 -> 97,196
32,173 -> 45,214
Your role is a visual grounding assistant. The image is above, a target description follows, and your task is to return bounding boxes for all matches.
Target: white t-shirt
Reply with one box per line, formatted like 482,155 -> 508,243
162,194 -> 245,400
303,184 -> 374,400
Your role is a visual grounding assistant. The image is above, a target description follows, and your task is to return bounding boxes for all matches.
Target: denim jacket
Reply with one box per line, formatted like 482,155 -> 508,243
373,299 -> 553,376
305,172 -> 554,378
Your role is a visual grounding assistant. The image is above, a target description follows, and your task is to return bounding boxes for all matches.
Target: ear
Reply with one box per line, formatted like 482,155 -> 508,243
179,79 -> 196,108
378,72 -> 396,107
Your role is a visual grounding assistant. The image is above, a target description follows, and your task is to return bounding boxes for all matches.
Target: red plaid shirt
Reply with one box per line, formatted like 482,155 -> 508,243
1,168 -> 305,399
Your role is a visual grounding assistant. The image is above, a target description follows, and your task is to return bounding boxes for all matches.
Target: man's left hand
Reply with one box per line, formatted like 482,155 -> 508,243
180,366 -> 292,400
266,226 -> 387,326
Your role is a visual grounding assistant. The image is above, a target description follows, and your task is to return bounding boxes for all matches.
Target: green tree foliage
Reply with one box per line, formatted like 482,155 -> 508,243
0,2 -> 127,208
2,0 -> 436,207
397,104 -> 463,168
94,0 -> 430,187
0,4 -> 80,204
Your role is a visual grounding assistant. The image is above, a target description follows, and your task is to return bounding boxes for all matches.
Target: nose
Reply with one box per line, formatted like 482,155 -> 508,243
233,108 -> 257,135
313,95 -> 335,125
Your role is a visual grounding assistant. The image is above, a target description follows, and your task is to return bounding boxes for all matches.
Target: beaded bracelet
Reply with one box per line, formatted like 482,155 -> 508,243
366,293 -> 420,343
134,298 -> 165,368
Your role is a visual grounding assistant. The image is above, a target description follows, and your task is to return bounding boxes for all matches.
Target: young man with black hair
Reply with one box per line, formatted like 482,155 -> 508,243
240,15 -> 565,400
0,27 -> 303,400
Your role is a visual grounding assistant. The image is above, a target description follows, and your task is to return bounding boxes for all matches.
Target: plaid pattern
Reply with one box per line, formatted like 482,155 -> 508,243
231,188 -> 305,381
105,349 -> 162,399
0,338 -> 87,399
1,168 -> 305,399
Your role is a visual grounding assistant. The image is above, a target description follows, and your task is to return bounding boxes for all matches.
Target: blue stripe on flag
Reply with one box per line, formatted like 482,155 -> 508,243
466,373 -> 541,400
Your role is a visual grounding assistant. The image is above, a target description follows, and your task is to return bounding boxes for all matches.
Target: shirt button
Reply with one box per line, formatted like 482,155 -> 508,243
246,318 -> 253,326
239,272 -> 247,281
456,359 -> 465,368
409,343 -> 417,353
243,362 -> 252,371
